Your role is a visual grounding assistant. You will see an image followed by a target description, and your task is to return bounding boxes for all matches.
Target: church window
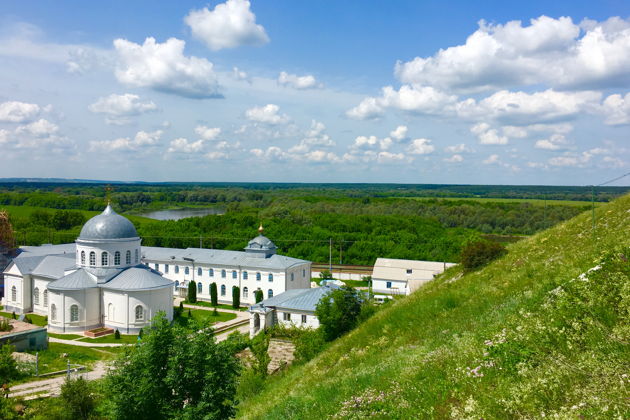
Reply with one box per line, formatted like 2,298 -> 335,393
243,271 -> 248,280
268,273 -> 273,282
197,282 -> 202,294
198,267 -> 202,276
80,251 -> 85,265
11,286 -> 16,302
108,303 -> 114,320
303,269 -> 306,277
221,269 -> 226,278
165,264 -> 169,273
232,270 -> 237,279
51,304 -> 57,321
175,280 -> 179,288
185,267 -> 189,275
135,305 -> 144,321
114,251 -> 121,265
268,289 -> 273,298
175,266 -> 180,274
221,285 -> 226,296
34,288 -> 40,305
209,268 -> 214,277
101,252 -> 108,266
70,305 -> 79,322
256,272 -> 261,281
135,249 -> 139,263
243,287 -> 248,298
126,250 -> 131,265
291,273 -> 294,281
155,263 -> 159,271
90,252 -> 96,266
43,290 -> 48,307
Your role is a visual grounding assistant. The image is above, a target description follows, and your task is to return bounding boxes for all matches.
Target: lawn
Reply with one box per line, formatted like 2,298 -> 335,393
47,332 -> 84,340
174,307 -> 237,327
343,280 -> 369,287
0,311 -> 47,327
182,300 -> 248,311
77,334 -> 139,344
20,343 -> 117,377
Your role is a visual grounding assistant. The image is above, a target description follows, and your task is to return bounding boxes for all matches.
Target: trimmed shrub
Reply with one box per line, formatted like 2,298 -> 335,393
114,329 -> 121,340
460,240 -> 507,272
232,286 -> 240,308
255,289 -> 264,303
210,282 -> 218,306
187,281 -> 197,303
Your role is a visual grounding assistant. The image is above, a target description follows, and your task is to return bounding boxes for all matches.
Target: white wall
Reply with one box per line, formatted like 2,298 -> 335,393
277,310 -> 319,329
47,288 -> 100,333
76,238 -> 141,269
103,287 -> 173,334
372,279 -> 408,295
32,277 -> 52,315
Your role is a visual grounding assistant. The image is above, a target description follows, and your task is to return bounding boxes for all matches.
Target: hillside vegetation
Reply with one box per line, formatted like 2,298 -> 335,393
238,194 -> 630,419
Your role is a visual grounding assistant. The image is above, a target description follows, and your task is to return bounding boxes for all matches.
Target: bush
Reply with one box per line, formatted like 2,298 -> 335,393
210,282 -> 218,306
315,286 -> 363,342
294,329 -> 326,364
187,280 -> 197,303
250,332 -> 270,377
319,270 -> 333,280
188,308 -> 192,318
0,319 -> 12,332
60,376 -> 96,420
255,289 -> 264,303
0,343 -> 19,385
114,329 -> 121,340
213,308 -> 219,317
460,240 -> 507,272
11,312 -> 16,320
232,286 -> 240,308
138,328 -> 144,339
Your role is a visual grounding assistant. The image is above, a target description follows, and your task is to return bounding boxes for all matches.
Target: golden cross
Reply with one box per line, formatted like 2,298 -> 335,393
105,185 -> 114,204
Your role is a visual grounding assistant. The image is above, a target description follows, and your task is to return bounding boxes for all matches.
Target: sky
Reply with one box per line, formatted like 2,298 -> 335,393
0,0 -> 629,185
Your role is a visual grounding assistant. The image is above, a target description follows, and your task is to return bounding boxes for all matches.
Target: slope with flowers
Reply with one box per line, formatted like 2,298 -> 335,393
238,193 -> 630,419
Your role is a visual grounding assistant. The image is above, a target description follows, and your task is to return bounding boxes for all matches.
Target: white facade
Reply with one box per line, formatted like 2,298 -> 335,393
371,258 -> 457,296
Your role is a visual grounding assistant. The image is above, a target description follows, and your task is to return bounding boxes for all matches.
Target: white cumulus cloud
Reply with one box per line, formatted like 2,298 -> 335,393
390,125 -> 408,141
245,104 -> 290,125
600,92 -> 630,125
0,101 -> 41,123
407,138 -> 435,155
194,125 -> 221,141
90,130 -> 163,152
88,93 -> 157,125
184,0 -> 269,51
278,71 -> 321,90
167,137 -> 205,154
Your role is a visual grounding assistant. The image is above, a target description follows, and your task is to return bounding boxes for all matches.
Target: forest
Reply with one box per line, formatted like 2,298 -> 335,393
1,181 -> 627,265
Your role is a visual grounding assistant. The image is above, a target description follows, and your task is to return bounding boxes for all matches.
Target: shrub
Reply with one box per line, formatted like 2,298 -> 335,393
0,343 -> 19,385
255,289 -> 264,303
213,308 -> 219,317
232,286 -> 240,308
11,312 -> 16,320
460,240 -> 507,272
188,308 -> 192,318
210,282 -> 218,306
23,315 -> 32,324
187,281 -> 197,303
319,270 -> 333,280
138,328 -> 143,339
250,332 -> 271,377
315,286 -> 362,341
60,376 -> 96,420
114,329 -> 121,340
294,329 -> 326,364
0,319 -> 12,332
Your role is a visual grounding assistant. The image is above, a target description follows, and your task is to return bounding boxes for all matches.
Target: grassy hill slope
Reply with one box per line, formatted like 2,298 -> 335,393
238,194 -> 630,419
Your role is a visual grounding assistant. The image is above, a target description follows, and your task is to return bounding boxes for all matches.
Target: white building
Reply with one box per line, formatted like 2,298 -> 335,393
248,286 -> 335,337
141,226 -> 311,306
371,258 -> 456,297
3,205 -> 173,334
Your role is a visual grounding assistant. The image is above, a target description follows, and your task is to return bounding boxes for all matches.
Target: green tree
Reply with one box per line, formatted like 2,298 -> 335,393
319,270 -> 333,280
0,343 -> 19,385
60,376 -> 96,420
315,286 -> 363,341
188,280 -> 197,303
104,313 -> 240,420
250,332 -> 270,377
232,286 -> 240,308
114,329 -> 121,340
210,282 -> 218,306
460,240 -> 507,272
255,289 -> 264,303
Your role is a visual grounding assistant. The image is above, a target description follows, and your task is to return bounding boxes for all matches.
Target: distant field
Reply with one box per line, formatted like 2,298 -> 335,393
0,204 -> 156,224
402,196 -> 600,207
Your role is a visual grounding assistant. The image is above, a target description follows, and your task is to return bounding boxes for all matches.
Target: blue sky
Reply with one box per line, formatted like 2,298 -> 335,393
0,1 -> 629,185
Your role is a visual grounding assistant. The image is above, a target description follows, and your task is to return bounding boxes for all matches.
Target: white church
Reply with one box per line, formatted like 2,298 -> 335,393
3,205 -> 174,334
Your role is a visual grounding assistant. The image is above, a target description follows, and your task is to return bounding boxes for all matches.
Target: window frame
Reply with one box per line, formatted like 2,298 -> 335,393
114,251 -> 121,266
70,304 -> 79,322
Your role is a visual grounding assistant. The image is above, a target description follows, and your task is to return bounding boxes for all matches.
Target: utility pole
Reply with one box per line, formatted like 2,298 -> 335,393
199,236 -> 203,248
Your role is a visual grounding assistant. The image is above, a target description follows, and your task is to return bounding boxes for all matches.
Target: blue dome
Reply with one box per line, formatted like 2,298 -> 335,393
79,205 -> 138,240
246,235 -> 276,250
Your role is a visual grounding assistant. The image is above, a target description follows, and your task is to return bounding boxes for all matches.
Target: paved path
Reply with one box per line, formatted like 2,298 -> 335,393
8,361 -> 109,400
49,337 -> 125,347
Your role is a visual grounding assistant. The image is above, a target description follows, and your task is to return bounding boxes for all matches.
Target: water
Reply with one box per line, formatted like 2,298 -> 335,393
140,207 -> 224,221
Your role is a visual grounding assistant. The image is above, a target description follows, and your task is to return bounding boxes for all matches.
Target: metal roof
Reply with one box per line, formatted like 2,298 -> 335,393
142,246 -> 309,270
47,269 -> 97,291
19,243 -> 75,256
31,255 -> 76,279
101,266 -> 173,291
250,285 -> 336,313
78,204 -> 138,241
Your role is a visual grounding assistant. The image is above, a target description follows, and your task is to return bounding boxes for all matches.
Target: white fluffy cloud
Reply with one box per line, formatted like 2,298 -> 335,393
0,101 -> 41,123
114,37 -> 220,98
407,138 -> 435,155
535,134 -> 570,150
444,143 -> 471,153
194,125 -> 221,141
470,123 -> 508,145
90,130 -> 162,152
289,120 -> 334,153
278,72 -> 321,90
232,67 -> 250,82
88,94 -> 157,125
346,85 -> 457,120
167,137 -> 205,154
394,16 -> 630,92
600,92 -> 630,125
483,154 -> 501,164
16,119 -> 58,137
185,0 -> 269,51
245,104 -> 290,125
389,125 -> 408,141
444,154 -> 464,163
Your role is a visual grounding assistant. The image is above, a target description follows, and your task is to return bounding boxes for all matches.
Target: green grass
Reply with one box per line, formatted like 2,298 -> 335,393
183,300 -> 248,311
77,334 -> 139,344
174,307 -> 237,327
47,332 -> 84,340
342,280 -> 369,287
21,343 -> 117,376
0,311 -> 46,326
238,193 -> 630,419
401,196 -> 602,206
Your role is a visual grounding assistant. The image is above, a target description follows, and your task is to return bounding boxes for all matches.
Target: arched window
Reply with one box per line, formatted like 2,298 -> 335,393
70,304 -> 79,322
51,304 -> 57,321
175,280 -> 179,288
154,263 -> 159,271
165,264 -> 169,273
291,273 -> 294,281
232,270 -> 237,279
34,287 -> 40,305
268,273 -> 273,282
243,271 -> 248,280
243,287 -> 249,298
175,266 -> 180,274
268,289 -> 273,298
11,286 -> 16,302
108,303 -> 114,320
221,285 -> 226,296
198,282 -> 202,293
43,290 -> 48,307
89,251 -> 96,266
198,267 -> 202,276
256,272 -> 261,281
185,267 -> 190,275
209,268 -> 214,277
101,252 -> 108,266
303,269 -> 306,277
221,269 -> 226,278
114,251 -> 121,265
126,250 -> 131,265
135,305 -> 144,321
135,249 -> 139,263
80,251 -> 85,265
